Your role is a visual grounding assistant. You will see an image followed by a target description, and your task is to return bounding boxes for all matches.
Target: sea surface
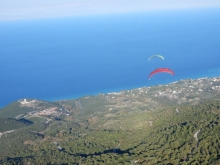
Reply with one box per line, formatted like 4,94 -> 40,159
0,8 -> 220,108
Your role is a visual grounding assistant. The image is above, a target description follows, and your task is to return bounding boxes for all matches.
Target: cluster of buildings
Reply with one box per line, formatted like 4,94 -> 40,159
98,77 -> 220,107
23,107 -> 71,118
38,107 -> 58,116
150,77 -> 220,102
16,99 -> 71,120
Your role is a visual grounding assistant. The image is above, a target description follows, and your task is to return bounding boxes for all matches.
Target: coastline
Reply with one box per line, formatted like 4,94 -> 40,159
35,74 -> 220,104
1,73 -> 220,109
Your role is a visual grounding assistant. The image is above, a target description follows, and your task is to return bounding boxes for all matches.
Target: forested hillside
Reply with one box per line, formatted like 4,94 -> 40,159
0,118 -> 33,132
0,99 -> 220,164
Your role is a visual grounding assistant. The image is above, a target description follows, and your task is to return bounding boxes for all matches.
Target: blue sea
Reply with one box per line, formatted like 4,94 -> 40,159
0,8 -> 220,108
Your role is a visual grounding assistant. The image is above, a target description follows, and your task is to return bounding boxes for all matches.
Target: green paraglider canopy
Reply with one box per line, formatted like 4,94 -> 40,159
148,55 -> 164,61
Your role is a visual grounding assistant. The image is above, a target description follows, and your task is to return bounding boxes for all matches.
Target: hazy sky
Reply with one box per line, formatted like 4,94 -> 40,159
1,0 -> 220,20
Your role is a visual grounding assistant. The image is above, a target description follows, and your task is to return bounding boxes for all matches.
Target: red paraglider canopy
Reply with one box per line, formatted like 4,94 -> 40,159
148,68 -> 174,80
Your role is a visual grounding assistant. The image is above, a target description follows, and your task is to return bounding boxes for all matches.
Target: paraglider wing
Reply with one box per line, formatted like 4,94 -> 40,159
148,55 -> 164,61
148,68 -> 174,80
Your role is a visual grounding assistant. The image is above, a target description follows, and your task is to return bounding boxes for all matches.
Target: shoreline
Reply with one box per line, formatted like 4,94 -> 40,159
49,75 -> 219,102
0,75 -> 219,109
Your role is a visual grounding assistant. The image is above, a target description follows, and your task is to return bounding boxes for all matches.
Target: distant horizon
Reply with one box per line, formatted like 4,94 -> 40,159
1,0 -> 220,21
0,7 -> 220,22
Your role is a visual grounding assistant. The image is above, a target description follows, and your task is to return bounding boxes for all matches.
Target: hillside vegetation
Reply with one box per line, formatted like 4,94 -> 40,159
0,99 -> 220,164
0,118 -> 33,132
